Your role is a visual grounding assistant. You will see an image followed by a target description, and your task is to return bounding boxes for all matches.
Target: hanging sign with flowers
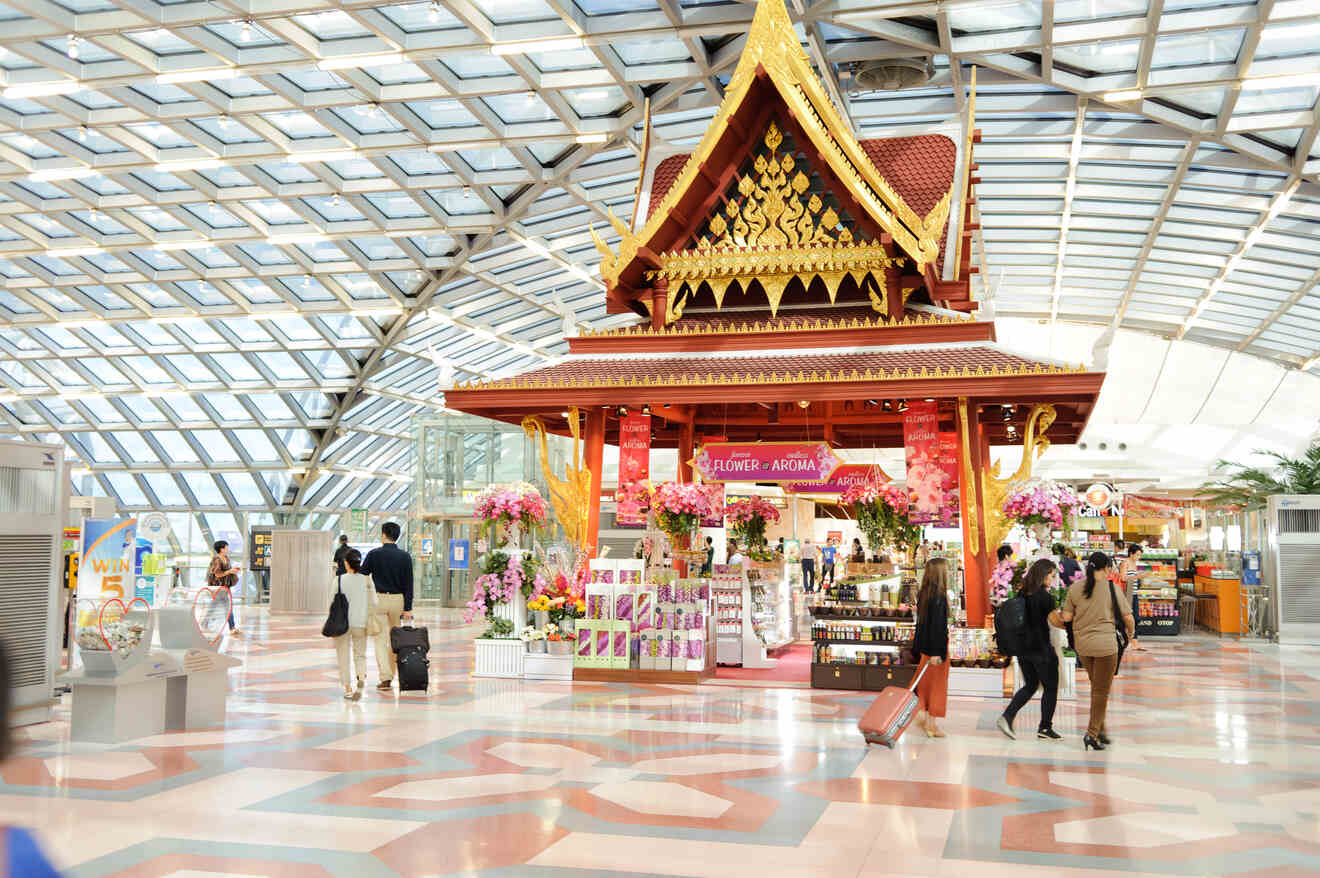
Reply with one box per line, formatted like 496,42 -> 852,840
725,495 -> 780,550
842,478 -> 921,553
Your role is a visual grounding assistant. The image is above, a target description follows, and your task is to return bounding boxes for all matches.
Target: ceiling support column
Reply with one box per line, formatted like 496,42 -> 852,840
584,406 -> 606,557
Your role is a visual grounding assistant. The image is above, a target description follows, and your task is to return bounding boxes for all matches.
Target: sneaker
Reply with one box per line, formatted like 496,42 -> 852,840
1037,727 -> 1063,740
996,715 -> 1016,740
376,680 -> 393,690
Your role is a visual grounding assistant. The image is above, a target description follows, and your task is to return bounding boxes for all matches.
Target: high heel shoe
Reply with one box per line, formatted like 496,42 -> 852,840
1098,732 -> 1111,746
1083,734 -> 1105,751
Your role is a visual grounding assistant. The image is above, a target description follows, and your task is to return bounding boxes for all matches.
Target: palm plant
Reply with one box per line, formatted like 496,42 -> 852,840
1200,440 -> 1320,508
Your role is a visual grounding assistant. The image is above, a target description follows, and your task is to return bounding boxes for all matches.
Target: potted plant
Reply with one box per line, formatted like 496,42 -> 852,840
519,625 -> 547,653
651,481 -> 717,546
842,478 -> 920,558
474,481 -> 549,548
545,624 -> 572,655
1002,480 -> 1082,550
725,495 -> 781,554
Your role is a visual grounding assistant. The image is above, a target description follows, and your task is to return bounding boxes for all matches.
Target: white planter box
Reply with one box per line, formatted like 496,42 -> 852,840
948,665 -> 1007,698
492,590 -> 527,633
473,639 -> 524,678
523,653 -> 574,681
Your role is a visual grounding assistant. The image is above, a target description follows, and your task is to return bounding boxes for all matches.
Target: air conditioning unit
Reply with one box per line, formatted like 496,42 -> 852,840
0,440 -> 68,726
1265,494 -> 1320,645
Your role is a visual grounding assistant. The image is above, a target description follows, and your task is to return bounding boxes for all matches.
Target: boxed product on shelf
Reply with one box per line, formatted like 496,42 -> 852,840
657,628 -> 672,665
670,630 -> 686,671
614,583 -> 635,629
575,626 -> 593,668
686,630 -> 705,671
617,559 -> 644,586
639,631 -> 657,670
634,587 -> 655,631
594,625 -> 612,668
611,621 -> 630,669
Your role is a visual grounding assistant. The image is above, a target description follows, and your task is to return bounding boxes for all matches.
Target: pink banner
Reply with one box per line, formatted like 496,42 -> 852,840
783,464 -> 891,495
936,432 -> 960,525
616,414 -> 651,527
693,442 -> 842,483
903,401 -> 941,524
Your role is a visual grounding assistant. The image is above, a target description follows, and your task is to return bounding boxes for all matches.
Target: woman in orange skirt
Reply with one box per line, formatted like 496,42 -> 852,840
912,558 -> 951,737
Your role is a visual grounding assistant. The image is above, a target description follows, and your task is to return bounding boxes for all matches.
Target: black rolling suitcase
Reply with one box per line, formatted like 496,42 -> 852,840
391,624 -> 430,691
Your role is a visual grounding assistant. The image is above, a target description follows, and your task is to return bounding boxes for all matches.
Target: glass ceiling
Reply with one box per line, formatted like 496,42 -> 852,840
1,0 -> 1318,529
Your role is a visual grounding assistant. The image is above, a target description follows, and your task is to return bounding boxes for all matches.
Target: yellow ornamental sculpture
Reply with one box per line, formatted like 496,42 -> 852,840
522,408 -> 592,549
981,404 -> 1057,552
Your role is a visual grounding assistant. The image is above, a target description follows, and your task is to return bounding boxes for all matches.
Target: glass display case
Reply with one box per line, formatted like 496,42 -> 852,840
74,597 -> 153,675
158,586 -> 231,650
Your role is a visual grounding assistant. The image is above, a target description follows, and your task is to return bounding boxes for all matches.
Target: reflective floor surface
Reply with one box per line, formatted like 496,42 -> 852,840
7,607 -> 1320,877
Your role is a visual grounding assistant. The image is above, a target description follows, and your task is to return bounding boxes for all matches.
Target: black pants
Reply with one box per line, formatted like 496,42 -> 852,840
822,562 -> 835,585
801,559 -> 816,592
1003,651 -> 1058,730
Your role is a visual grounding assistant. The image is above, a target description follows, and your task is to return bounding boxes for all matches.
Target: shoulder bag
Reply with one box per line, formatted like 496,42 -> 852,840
321,574 -> 349,638
1108,581 -> 1130,676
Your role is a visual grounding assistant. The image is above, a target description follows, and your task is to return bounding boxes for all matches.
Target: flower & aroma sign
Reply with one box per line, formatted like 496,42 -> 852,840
692,442 -> 842,483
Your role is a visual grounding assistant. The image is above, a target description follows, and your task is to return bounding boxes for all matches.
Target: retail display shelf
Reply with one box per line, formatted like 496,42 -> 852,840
811,639 -> 901,647
573,667 -> 713,684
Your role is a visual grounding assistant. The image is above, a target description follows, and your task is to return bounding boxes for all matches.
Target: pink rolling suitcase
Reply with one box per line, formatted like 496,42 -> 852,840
857,660 -> 929,748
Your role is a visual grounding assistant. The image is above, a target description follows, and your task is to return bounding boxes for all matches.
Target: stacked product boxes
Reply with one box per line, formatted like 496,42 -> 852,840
575,557 -> 710,672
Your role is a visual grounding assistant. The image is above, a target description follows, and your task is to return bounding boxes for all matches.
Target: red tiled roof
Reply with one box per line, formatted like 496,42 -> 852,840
463,346 -> 1079,390
860,134 -> 956,275
648,154 -> 689,221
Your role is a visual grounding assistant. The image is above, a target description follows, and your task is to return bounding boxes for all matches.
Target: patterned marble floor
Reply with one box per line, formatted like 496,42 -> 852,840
9,607 -> 1320,877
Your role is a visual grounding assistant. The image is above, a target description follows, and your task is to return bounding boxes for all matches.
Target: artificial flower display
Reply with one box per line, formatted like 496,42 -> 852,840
1002,479 -> 1082,529
842,478 -> 921,552
473,481 -> 549,544
725,495 -> 780,549
650,480 -> 717,541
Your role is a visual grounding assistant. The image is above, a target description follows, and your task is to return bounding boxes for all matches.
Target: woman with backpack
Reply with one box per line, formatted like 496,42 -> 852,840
997,558 -> 1064,740
1061,551 -> 1135,750
911,558 -> 952,738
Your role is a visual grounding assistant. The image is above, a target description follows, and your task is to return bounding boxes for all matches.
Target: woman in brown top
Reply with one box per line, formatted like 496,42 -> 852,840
1061,551 -> 1134,751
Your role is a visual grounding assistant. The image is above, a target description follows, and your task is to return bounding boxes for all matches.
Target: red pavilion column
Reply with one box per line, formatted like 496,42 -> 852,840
584,406 -> 606,557
677,419 -> 695,483
651,278 -> 668,331
957,398 -> 991,627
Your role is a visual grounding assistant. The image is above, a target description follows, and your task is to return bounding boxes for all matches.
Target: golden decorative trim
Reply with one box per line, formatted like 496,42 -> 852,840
522,408 -> 592,549
957,397 -> 979,553
981,403 -> 1057,551
659,242 -> 898,281
454,362 -> 1087,392
578,311 -> 972,339
593,0 -> 951,289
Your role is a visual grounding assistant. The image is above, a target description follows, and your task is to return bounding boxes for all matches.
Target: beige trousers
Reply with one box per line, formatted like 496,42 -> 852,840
373,593 -> 405,681
335,627 -> 367,690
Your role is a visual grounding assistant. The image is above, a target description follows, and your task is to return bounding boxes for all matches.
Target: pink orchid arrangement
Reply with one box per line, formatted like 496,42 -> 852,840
651,480 -> 717,540
1002,480 -> 1082,529
725,495 -> 780,548
842,477 -> 920,552
474,481 -> 549,530
989,559 -> 1016,607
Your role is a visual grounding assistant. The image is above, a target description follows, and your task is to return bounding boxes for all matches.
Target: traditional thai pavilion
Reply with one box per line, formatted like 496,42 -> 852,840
444,0 -> 1106,625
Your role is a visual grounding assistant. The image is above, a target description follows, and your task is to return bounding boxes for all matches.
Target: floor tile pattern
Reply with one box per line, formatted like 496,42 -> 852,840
8,610 -> 1320,877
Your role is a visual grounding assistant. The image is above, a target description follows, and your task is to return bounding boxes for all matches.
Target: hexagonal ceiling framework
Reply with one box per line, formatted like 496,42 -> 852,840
0,0 -> 1317,533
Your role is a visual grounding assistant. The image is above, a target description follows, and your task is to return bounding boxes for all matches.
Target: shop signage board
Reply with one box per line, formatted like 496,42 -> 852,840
783,463 -> 890,495
617,413 -> 651,526
80,518 -> 137,599
903,401 -> 962,525
249,527 -> 272,571
936,432 -> 961,525
1078,482 -> 1122,518
348,508 -> 368,540
138,511 -> 171,542
62,527 -> 80,553
448,538 -> 470,570
693,442 -> 842,483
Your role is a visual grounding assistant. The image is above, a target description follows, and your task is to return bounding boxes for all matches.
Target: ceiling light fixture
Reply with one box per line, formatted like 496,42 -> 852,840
67,34 -> 79,60
1102,89 -> 1142,102
283,149 -> 358,164
156,68 -> 238,84
4,80 -> 85,99
428,0 -> 441,22
77,125 -> 87,142
28,166 -> 97,182
490,36 -> 583,56
239,19 -> 253,42
317,52 -> 404,71
575,133 -> 608,144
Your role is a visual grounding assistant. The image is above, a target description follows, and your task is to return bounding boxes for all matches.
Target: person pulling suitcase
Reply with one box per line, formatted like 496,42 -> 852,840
391,622 -> 430,692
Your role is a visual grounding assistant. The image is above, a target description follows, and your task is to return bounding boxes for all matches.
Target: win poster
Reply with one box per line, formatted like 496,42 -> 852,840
80,518 -> 137,599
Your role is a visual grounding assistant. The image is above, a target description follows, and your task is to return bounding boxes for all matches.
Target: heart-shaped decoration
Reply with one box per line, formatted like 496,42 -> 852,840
193,586 -> 231,645
94,597 -> 150,655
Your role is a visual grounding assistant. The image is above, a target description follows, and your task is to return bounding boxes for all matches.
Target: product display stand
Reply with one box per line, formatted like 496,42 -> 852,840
748,561 -> 792,651
717,565 -> 775,668
1134,579 -> 1181,636
161,650 -> 242,729
523,652 -> 574,681
58,653 -> 179,744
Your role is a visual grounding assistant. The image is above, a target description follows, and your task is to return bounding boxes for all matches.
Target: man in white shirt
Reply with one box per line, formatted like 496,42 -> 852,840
801,539 -> 819,593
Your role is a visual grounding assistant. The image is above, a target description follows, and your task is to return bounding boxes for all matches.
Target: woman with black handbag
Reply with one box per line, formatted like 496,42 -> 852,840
1061,551 -> 1135,751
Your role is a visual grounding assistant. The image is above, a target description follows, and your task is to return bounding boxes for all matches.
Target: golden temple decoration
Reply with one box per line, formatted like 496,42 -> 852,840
590,0 -> 953,291
957,397 -> 979,552
578,309 -> 968,339
522,407 -> 592,550
980,403 -> 1057,552
455,362 -> 1086,392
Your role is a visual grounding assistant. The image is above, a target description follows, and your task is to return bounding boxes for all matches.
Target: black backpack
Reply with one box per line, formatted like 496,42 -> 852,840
994,595 -> 1028,657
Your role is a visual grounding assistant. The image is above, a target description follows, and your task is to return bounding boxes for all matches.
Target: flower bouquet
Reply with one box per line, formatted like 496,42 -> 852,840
725,495 -> 780,550
464,549 -> 542,630
1002,480 -> 1081,530
990,558 -> 1027,607
842,478 -> 920,554
474,481 -> 549,547
651,480 -> 717,544
519,624 -> 548,653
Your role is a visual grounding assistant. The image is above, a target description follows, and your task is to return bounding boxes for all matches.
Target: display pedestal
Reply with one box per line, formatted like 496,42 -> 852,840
473,639 -> 524,678
947,666 -> 1007,698
161,649 -> 242,729
523,653 -> 573,681
59,653 -> 180,744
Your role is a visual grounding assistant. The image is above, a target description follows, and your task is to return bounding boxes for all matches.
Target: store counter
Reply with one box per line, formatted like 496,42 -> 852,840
1193,575 -> 1241,634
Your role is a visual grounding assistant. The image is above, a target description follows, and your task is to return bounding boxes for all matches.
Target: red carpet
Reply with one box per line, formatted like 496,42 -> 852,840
714,641 -> 812,685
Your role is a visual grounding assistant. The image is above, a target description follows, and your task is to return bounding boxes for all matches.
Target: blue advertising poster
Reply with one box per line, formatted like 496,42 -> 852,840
448,538 -> 470,570
80,518 -> 137,599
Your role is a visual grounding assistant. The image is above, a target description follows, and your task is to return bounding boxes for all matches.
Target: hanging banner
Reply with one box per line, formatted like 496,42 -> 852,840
903,401 -> 943,524
700,483 -> 724,528
80,518 -> 137,599
616,413 -> 652,527
784,464 -> 891,495
693,442 -> 842,483
936,432 -> 961,525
